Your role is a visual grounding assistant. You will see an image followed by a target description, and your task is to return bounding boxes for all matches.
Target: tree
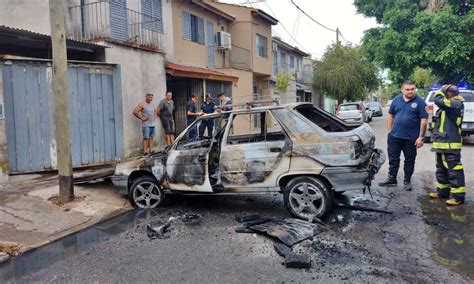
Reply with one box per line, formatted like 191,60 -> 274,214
355,0 -> 473,84
312,44 -> 380,104
275,73 -> 291,93
412,67 -> 437,89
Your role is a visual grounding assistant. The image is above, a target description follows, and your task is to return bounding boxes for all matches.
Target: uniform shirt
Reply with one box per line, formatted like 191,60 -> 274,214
389,94 -> 428,140
201,101 -> 217,114
187,100 -> 197,124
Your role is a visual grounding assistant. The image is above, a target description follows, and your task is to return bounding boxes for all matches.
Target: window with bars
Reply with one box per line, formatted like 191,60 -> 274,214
256,34 -> 268,58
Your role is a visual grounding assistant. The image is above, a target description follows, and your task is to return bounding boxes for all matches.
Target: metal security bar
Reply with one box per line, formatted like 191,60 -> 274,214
69,1 -> 163,51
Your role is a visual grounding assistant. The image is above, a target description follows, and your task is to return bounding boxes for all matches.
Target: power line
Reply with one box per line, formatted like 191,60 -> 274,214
258,1 -> 311,54
289,0 -> 337,33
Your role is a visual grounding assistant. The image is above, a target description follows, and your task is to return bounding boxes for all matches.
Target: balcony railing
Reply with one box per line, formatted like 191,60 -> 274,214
228,45 -> 251,70
68,2 -> 162,51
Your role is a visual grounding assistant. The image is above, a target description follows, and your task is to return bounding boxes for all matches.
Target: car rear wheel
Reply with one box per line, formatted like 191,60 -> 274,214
283,176 -> 333,220
129,176 -> 165,209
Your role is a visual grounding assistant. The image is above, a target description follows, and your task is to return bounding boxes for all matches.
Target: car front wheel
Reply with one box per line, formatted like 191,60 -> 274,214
129,176 -> 165,209
283,176 -> 333,220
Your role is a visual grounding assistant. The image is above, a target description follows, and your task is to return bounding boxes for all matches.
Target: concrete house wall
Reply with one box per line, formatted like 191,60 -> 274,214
0,0 -> 168,180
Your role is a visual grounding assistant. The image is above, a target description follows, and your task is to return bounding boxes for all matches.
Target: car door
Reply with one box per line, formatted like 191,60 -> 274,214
219,110 -> 291,189
166,117 -> 214,192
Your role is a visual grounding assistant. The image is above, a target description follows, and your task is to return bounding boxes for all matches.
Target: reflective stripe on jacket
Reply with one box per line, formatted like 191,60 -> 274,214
432,90 -> 464,151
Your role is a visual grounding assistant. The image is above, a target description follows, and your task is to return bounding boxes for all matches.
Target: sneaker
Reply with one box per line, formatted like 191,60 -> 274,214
379,176 -> 397,187
403,181 -> 412,191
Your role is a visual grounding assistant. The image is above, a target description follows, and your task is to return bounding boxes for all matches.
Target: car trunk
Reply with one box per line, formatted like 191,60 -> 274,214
291,105 -> 375,166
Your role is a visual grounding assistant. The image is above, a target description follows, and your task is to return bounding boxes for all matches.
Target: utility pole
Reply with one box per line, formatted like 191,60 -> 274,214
336,27 -> 340,45
49,0 -> 74,203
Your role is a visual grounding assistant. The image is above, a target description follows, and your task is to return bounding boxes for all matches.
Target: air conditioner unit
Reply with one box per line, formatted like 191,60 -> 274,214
272,42 -> 278,51
216,31 -> 231,49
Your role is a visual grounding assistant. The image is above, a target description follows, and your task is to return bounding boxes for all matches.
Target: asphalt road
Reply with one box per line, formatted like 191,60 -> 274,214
3,111 -> 474,283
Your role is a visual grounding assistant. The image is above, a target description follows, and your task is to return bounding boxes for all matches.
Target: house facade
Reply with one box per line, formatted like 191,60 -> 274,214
0,0 -> 168,180
206,1 -> 278,105
271,37 -> 310,104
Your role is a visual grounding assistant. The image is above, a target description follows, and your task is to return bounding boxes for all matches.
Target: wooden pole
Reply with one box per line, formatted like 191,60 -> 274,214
49,0 -> 74,203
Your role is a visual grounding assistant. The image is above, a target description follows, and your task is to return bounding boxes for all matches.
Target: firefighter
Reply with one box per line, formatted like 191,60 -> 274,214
429,85 -> 466,205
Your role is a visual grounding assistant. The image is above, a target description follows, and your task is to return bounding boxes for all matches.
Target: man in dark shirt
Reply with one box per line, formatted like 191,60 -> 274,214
379,80 -> 428,191
186,94 -> 202,141
199,94 -> 217,138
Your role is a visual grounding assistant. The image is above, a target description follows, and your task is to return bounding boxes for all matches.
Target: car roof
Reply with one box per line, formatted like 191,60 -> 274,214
197,102 -> 314,119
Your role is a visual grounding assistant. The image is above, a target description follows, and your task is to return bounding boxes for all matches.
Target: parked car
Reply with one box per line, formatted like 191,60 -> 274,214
111,103 -> 385,219
367,102 -> 383,117
336,102 -> 369,123
425,90 -> 474,142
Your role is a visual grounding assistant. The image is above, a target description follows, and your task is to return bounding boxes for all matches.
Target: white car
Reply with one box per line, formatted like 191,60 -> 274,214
425,90 -> 474,142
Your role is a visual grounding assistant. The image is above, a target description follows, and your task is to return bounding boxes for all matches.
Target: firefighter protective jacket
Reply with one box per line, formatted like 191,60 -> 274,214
432,90 -> 465,152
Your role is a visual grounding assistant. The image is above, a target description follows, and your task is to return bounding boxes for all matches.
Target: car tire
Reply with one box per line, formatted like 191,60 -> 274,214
129,175 -> 165,209
283,176 -> 333,220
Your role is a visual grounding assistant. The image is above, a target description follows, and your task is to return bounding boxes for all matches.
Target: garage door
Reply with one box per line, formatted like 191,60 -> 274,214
1,60 -> 123,173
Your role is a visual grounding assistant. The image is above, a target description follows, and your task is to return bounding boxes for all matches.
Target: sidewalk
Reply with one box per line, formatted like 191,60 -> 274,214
0,173 -> 132,263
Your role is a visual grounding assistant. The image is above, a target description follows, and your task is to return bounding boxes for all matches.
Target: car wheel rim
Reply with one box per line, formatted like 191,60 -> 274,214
289,182 -> 324,218
133,181 -> 162,209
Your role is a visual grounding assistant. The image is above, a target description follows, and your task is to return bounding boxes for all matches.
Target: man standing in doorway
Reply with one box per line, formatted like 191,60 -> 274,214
186,94 -> 202,141
133,93 -> 156,154
199,94 -> 217,138
379,80 -> 428,191
157,91 -> 175,146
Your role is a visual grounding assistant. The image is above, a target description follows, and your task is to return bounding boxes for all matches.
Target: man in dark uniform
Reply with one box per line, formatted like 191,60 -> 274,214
379,80 -> 428,190
186,94 -> 202,141
199,94 -> 217,138
429,85 -> 466,205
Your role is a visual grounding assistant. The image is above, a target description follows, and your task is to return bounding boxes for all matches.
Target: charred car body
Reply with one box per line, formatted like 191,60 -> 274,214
112,103 -> 385,219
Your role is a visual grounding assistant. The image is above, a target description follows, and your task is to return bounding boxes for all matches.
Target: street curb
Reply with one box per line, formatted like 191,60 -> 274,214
0,207 -> 132,265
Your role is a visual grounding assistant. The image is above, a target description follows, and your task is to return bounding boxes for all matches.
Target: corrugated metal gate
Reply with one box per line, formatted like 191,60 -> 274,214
1,60 -> 123,173
170,78 -> 203,134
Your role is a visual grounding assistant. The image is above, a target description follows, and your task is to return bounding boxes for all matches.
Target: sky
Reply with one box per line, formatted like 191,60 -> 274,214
220,0 -> 379,60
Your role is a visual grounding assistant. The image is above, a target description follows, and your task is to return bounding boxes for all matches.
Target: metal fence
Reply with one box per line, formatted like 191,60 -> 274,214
68,1 -> 162,51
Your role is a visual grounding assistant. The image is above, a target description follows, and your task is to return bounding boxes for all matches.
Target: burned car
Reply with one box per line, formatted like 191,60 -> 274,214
111,103 -> 385,219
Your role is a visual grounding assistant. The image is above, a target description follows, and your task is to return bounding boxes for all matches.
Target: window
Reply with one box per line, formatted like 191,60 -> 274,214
256,34 -> 268,58
296,58 -> 300,72
227,111 -> 285,144
289,55 -> 294,69
141,0 -> 163,33
280,52 -> 287,72
182,11 -> 204,44
272,51 -> 278,75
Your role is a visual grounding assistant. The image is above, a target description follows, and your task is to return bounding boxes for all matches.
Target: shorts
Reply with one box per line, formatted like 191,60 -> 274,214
161,118 -> 175,135
142,126 -> 155,139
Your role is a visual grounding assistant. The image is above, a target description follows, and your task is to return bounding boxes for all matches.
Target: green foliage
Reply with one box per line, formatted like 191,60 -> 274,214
275,73 -> 291,93
412,67 -> 437,89
312,44 -> 380,104
355,0 -> 473,84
